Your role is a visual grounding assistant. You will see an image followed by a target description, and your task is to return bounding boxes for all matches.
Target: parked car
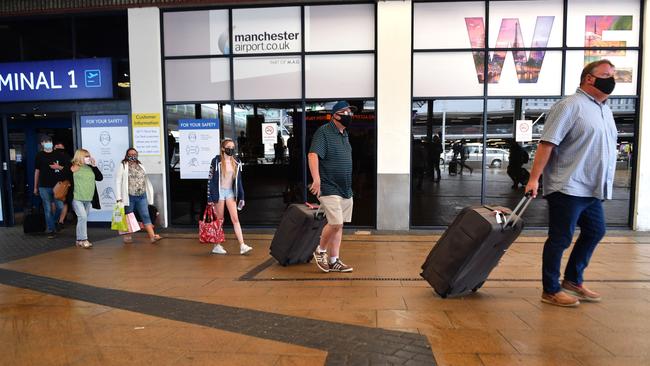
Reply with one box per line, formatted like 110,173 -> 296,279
443,143 -> 510,168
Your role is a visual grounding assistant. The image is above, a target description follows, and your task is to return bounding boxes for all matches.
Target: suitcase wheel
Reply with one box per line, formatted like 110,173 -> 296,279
472,281 -> 485,293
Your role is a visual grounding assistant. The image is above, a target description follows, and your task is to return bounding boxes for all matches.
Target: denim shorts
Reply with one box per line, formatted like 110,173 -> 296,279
219,187 -> 235,201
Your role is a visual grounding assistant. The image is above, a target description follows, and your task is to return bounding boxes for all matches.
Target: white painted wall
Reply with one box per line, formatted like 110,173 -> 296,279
376,1 -> 412,175
128,7 -> 168,227
634,1 -> 650,230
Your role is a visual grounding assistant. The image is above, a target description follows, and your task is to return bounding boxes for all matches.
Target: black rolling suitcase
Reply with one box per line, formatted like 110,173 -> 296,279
270,203 -> 327,266
23,199 -> 46,234
448,161 -> 458,176
421,195 -> 532,298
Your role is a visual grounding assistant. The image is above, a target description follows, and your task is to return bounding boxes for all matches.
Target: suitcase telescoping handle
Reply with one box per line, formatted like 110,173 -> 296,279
504,192 -> 533,227
305,202 -> 325,221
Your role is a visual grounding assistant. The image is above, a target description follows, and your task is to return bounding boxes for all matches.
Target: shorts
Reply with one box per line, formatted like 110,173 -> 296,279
219,187 -> 235,201
318,195 -> 353,225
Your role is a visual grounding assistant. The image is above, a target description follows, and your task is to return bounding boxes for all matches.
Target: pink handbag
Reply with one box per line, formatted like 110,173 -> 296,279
199,205 -> 225,244
119,212 -> 141,235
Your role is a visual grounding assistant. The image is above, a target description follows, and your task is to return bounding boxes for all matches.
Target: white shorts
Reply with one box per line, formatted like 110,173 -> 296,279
318,195 -> 353,225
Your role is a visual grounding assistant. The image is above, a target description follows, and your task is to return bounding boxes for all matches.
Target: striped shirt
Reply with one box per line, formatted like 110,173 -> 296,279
540,88 -> 618,200
309,121 -> 353,198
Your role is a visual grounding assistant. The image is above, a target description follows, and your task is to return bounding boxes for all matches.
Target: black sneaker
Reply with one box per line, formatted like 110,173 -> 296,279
56,223 -> 64,232
47,232 -> 56,239
329,259 -> 353,273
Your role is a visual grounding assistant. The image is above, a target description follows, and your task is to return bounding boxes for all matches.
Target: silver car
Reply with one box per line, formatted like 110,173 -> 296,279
444,144 -> 510,168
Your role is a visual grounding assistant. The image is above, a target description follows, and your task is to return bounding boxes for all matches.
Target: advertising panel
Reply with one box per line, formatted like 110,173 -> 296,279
80,115 -> 130,222
178,119 -> 220,179
132,113 -> 162,156
0,58 -> 113,102
232,7 -> 301,54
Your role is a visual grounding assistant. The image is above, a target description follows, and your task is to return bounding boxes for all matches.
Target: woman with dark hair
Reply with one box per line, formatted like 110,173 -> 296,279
115,148 -> 162,244
206,138 -> 251,255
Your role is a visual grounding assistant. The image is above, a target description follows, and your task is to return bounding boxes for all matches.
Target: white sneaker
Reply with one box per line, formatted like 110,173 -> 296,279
240,243 -> 253,255
211,244 -> 227,255
83,240 -> 93,248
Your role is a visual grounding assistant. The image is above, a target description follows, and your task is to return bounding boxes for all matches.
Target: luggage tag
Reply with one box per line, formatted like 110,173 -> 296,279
494,210 -> 506,224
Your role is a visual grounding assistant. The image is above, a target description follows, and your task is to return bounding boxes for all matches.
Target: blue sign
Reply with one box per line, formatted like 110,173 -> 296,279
0,58 -> 113,102
80,115 -> 129,128
178,119 -> 220,130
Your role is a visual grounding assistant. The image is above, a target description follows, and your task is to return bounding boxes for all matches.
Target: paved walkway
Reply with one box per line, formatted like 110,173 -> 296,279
1,228 -> 650,365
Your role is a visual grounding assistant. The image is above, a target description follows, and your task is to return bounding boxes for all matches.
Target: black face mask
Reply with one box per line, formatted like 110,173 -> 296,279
337,114 -> 352,128
224,148 -> 235,156
591,75 -> 616,95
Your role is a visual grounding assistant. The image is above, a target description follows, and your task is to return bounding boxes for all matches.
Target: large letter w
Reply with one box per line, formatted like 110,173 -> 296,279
465,16 -> 554,83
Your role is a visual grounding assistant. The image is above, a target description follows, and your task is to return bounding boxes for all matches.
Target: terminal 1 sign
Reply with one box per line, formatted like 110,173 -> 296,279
0,58 -> 113,102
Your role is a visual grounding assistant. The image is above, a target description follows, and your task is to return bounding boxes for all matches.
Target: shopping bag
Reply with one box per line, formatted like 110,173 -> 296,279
199,205 -> 225,244
111,203 -> 128,232
119,213 -> 142,235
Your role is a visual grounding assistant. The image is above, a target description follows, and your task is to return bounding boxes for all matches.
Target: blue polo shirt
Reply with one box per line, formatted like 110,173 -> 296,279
541,88 -> 618,200
309,121 -> 353,198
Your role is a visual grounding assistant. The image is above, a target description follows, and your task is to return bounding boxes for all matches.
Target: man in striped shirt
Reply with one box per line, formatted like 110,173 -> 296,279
526,60 -> 618,307
309,101 -> 356,273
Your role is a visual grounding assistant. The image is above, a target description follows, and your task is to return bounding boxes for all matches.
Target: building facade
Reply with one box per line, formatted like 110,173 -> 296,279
1,0 -> 650,231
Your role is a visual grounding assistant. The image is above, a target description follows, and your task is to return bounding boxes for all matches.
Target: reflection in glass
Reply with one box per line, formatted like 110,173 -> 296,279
166,104 -> 232,225
411,100 -> 484,226
304,102 -> 377,226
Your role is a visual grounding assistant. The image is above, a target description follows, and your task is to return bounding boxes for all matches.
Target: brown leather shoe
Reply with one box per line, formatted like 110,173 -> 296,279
561,281 -> 602,302
541,291 -> 580,307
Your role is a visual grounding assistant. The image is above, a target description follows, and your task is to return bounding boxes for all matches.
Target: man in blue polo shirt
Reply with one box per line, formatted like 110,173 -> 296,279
526,60 -> 618,307
309,101 -> 355,273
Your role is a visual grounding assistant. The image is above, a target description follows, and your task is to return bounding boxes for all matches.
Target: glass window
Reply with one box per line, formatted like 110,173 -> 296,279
167,103 -> 232,225
413,2 -> 484,50
565,50 -> 638,96
233,56 -> 301,100
229,103 -> 304,226
232,7 -> 302,54
163,10 -> 229,57
488,0 -> 563,48
487,51 -> 562,96
305,101 -> 376,227
413,52 -> 484,97
566,0 -> 640,48
165,58 -> 230,102
411,99 -> 484,226
304,4 -> 374,52
305,54 -> 375,99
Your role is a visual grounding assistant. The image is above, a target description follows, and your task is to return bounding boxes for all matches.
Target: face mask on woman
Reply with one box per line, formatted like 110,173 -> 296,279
224,147 -> 235,156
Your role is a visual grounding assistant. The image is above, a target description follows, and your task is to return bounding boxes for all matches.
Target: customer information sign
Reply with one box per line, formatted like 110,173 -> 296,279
0,58 -> 113,102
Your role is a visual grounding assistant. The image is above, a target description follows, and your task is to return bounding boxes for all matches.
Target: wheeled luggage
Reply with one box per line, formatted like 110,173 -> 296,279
23,200 -> 46,234
421,195 -> 532,298
448,161 -> 458,176
270,203 -> 327,266
519,168 -> 530,186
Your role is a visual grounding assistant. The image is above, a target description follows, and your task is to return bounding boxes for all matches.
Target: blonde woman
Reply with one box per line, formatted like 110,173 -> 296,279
68,149 -> 103,248
115,148 -> 162,244
206,138 -> 251,255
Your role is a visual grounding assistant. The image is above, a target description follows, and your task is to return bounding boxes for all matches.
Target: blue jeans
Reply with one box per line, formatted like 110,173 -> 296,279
72,200 -> 91,241
125,193 -> 151,225
543,192 -> 606,294
39,187 -> 64,233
